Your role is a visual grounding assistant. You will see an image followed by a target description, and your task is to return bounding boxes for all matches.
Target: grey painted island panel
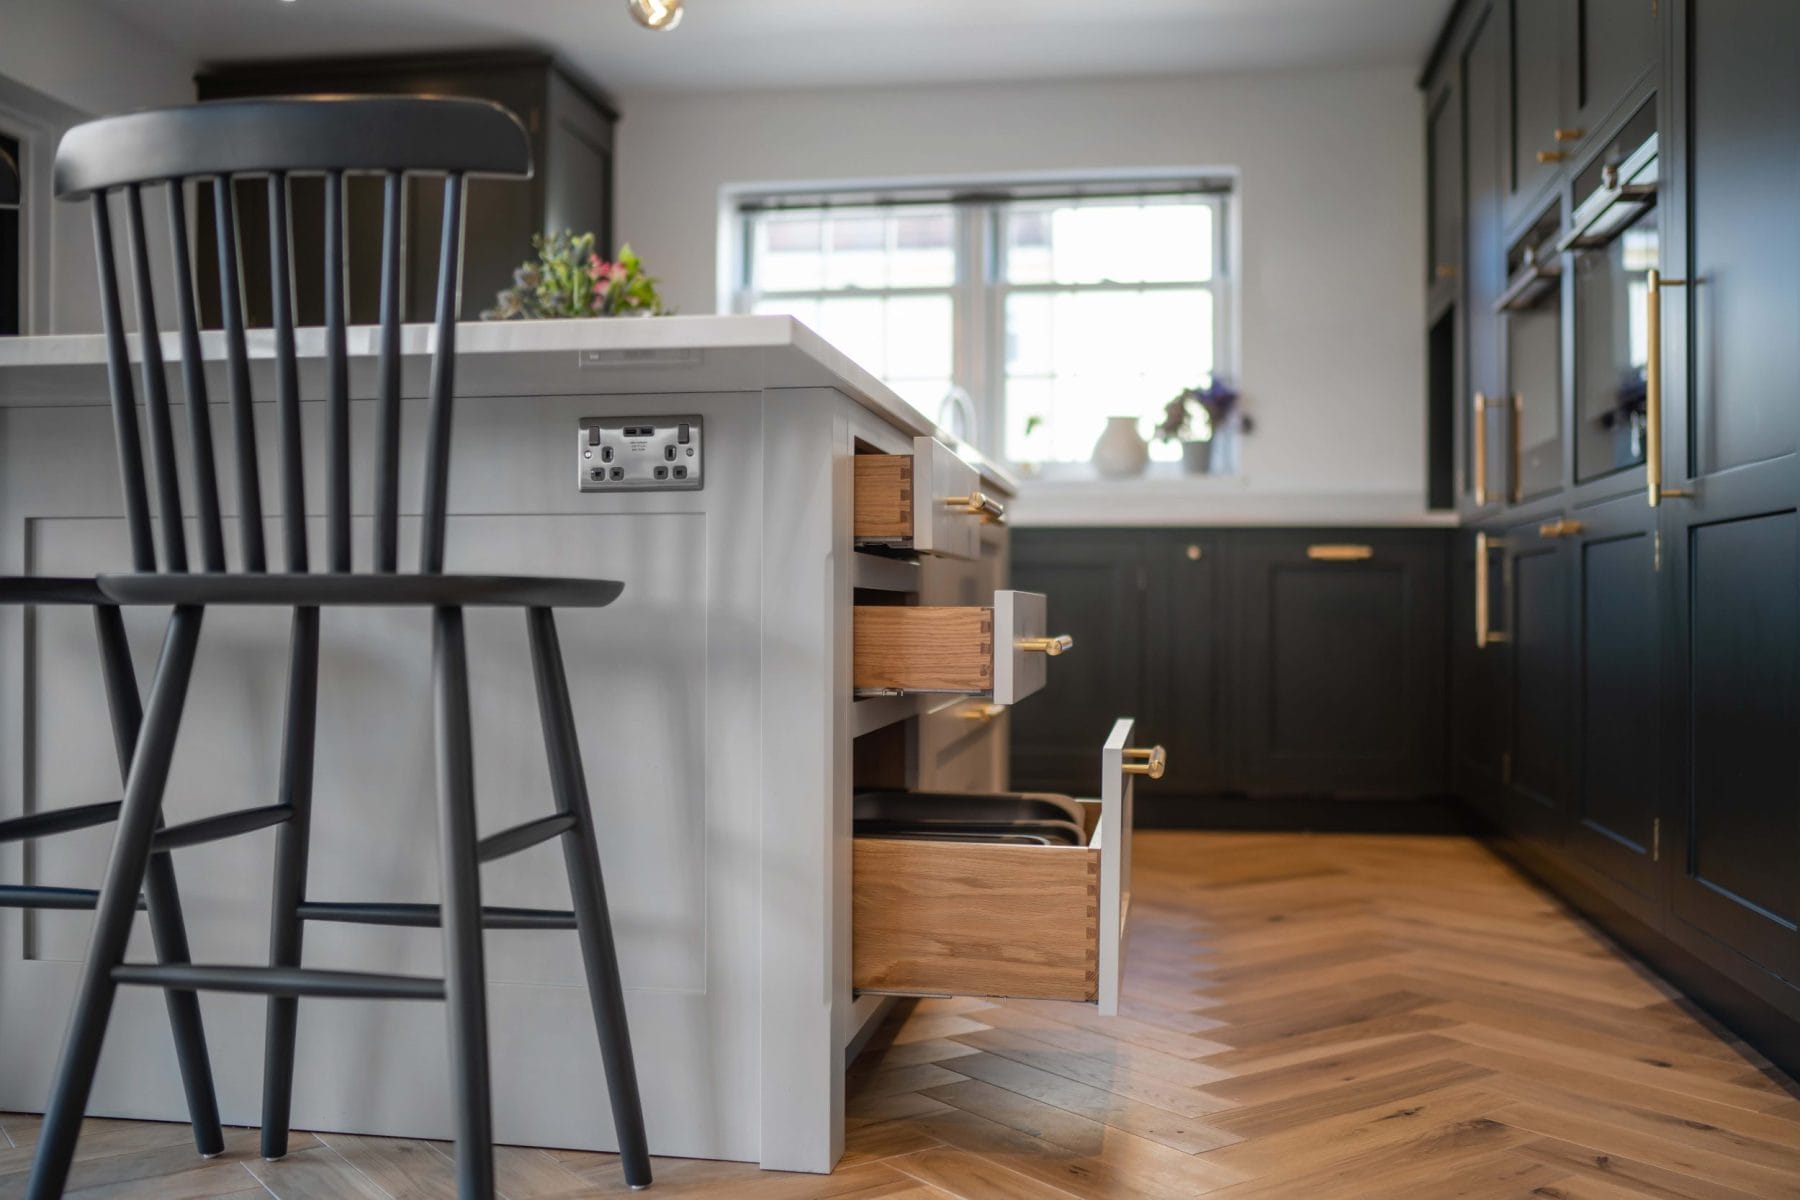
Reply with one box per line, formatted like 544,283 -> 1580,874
0,316 -> 1015,1171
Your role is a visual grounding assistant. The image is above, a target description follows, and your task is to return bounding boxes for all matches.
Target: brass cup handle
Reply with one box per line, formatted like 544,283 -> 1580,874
1122,745 -> 1167,780
957,701 -> 1006,723
1018,634 -> 1074,657
947,492 -> 1007,524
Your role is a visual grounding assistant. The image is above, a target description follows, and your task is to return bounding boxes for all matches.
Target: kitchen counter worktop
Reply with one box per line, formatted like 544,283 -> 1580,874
0,313 -> 1016,495
1010,475 -> 1456,528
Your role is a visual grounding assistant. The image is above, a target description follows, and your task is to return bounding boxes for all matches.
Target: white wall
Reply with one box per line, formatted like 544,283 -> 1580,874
0,0 -> 195,333
614,65 -> 1425,499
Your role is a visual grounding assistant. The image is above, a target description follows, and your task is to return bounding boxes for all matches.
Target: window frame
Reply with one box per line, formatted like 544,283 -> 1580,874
727,174 -> 1237,467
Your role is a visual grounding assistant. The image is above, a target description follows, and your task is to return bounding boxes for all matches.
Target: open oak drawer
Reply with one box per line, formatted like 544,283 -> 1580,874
854,437 -> 1003,560
853,590 -> 1068,705
852,718 -> 1151,1014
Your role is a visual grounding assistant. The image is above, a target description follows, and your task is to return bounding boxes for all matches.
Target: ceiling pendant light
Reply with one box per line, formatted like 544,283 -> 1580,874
627,0 -> 683,31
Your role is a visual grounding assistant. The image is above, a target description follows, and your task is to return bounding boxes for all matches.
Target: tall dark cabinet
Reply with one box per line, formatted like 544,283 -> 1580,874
194,52 -> 617,325
1424,0 -> 1800,1074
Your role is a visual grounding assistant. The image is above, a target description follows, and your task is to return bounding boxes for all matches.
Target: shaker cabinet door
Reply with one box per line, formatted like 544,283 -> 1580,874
1508,0 -> 1570,213
1463,5 -> 1510,514
1565,496 -> 1661,900
1503,520 -> 1572,853
1230,533 -> 1448,796
1008,531 -> 1146,797
1661,0 -> 1800,984
1575,0 -> 1658,129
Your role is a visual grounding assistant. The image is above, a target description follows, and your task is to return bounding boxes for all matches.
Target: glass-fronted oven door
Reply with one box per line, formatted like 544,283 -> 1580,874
1500,207 -> 1564,504
1568,105 -> 1659,484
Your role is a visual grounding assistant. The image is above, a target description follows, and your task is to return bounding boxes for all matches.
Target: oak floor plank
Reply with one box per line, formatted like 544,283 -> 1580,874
11,831 -> 1799,1198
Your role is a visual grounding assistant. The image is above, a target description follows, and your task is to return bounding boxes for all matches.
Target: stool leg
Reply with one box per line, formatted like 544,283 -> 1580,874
433,606 -> 495,1200
527,607 -> 651,1190
95,605 -> 225,1159
261,605 -> 321,1160
29,606 -> 206,1200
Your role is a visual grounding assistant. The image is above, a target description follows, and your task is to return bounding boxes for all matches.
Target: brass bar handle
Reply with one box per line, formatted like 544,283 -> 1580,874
1306,544 -> 1374,562
1645,269 -> 1694,508
1473,392 -> 1489,505
957,701 -> 1006,723
1018,634 -> 1074,657
1475,531 -> 1510,648
1553,127 -> 1584,142
1510,392 -> 1523,505
1538,517 -> 1585,539
1122,745 -> 1167,780
1536,149 -> 1567,164
947,492 -> 1007,524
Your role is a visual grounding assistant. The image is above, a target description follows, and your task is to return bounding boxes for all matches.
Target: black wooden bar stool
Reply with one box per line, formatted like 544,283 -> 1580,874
0,584 -> 225,1160
27,96 -> 650,1199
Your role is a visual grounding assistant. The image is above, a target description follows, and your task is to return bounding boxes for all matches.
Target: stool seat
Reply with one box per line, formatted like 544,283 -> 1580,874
97,572 -> 625,609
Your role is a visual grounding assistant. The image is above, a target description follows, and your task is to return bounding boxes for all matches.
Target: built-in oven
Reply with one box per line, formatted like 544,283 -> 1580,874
1497,206 -> 1564,503
1563,102 -> 1659,483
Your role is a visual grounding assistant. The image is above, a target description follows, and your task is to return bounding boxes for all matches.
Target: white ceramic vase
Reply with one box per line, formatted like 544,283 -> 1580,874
1091,416 -> 1150,478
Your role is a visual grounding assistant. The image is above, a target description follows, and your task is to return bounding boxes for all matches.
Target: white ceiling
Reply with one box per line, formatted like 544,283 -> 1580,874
91,0 -> 1454,96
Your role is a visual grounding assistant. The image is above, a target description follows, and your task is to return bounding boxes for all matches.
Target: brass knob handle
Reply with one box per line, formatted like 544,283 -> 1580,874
1536,149 -> 1566,164
957,701 -> 1006,723
1538,517 -> 1585,538
1122,745 -> 1167,779
1553,127 -> 1584,142
1018,634 -> 1074,657
947,492 -> 1007,524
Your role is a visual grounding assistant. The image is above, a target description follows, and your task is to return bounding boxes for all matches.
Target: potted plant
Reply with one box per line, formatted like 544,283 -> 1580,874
482,231 -> 668,320
1157,376 -> 1247,474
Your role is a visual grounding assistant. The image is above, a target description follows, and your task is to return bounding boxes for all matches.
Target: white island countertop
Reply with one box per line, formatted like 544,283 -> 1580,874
0,313 -> 1018,494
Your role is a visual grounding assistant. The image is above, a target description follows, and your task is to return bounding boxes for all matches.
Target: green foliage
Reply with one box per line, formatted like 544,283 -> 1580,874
482,231 -> 669,320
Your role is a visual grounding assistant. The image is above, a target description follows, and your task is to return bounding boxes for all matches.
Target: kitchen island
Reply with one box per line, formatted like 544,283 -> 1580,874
0,316 -> 1137,1173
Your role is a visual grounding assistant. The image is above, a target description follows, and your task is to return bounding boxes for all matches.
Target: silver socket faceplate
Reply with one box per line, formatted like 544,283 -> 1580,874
578,416 -> 704,491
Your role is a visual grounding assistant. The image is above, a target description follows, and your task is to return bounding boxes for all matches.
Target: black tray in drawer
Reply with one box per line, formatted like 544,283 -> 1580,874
853,818 -> 1085,846
853,789 -> 1086,827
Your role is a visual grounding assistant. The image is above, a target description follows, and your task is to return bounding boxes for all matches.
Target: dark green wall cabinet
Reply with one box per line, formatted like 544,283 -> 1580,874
1010,529 -> 1447,805
1423,0 -> 1800,1076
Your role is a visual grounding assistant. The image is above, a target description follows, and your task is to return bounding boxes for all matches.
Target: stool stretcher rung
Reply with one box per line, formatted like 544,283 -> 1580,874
152,804 -> 292,853
296,901 -> 578,930
0,885 -> 146,911
0,801 -> 123,844
475,812 -> 576,863
112,963 -> 446,1001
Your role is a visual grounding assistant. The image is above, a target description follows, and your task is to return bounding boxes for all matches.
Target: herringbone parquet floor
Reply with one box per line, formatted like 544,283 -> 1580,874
3,831 -> 1798,1198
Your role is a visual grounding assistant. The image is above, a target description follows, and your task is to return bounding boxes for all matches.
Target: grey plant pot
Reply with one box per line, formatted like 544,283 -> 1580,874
1182,439 -> 1213,474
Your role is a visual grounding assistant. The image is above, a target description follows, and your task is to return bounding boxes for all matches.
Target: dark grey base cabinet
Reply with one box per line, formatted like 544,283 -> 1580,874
1009,528 -> 1449,803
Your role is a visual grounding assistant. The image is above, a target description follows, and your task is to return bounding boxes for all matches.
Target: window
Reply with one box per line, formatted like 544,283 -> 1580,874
0,132 -> 20,337
734,178 -> 1233,467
